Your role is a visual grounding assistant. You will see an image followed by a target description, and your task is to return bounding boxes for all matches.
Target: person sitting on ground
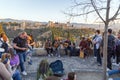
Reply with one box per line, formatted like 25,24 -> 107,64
1,53 -> 21,80
0,62 -> 12,80
70,43 -> 76,56
8,48 -> 20,67
45,39 -> 53,57
37,59 -> 53,80
0,33 -> 9,53
107,68 -> 120,80
62,72 -> 76,80
45,76 -> 60,80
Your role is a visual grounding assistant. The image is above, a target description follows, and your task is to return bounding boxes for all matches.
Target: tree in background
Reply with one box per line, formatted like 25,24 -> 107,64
64,0 -> 120,80
0,24 -> 5,34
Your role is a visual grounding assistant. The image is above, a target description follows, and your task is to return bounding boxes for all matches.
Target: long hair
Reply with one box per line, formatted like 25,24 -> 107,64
38,59 -> 49,75
8,48 -> 16,58
68,72 -> 76,80
1,53 -> 11,63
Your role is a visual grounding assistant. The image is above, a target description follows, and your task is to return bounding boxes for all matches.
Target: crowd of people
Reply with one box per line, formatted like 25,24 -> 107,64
0,28 -> 120,80
0,32 -> 35,80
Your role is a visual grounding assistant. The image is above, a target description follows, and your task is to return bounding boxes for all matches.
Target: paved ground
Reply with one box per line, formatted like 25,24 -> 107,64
21,56 -> 120,80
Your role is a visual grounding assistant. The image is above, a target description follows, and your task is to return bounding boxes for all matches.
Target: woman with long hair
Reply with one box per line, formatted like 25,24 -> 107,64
37,59 -> 53,80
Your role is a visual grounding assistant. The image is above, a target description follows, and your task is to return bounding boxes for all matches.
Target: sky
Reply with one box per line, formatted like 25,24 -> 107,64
0,0 -> 74,23
0,0 -> 119,23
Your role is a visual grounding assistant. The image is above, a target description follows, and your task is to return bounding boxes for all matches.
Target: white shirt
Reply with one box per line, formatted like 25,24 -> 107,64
93,35 -> 102,49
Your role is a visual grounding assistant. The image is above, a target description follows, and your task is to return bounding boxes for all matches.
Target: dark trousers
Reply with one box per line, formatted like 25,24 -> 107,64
107,49 -> 113,70
116,51 -> 120,64
96,48 -> 102,64
94,45 -> 97,57
64,47 -> 71,55
46,48 -> 53,55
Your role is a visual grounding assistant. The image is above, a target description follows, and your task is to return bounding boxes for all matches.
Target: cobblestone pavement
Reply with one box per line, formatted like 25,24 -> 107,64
22,56 -> 119,80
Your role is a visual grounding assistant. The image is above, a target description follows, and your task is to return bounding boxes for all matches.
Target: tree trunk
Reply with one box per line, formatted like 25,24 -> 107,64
103,0 -> 110,79
103,24 -> 108,80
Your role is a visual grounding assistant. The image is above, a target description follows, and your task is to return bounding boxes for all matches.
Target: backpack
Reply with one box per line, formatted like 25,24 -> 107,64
49,60 -> 64,77
0,39 -> 8,52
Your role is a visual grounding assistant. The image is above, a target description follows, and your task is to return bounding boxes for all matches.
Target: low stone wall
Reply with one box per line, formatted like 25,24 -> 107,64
33,48 -> 47,56
33,48 -> 66,56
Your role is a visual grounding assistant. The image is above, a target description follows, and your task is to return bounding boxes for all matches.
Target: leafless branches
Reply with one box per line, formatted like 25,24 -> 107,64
64,0 -> 120,24
109,5 -> 120,21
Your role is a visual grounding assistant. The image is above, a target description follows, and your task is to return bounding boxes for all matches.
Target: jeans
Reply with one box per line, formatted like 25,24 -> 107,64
113,78 -> 120,80
12,70 -> 21,80
108,69 -> 120,76
0,52 -> 2,58
18,52 -> 26,72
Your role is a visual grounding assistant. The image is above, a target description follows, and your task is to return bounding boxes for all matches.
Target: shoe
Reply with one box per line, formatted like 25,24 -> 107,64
48,54 -> 51,57
58,55 -> 61,57
112,63 -> 119,66
107,68 -> 111,71
108,78 -> 113,80
106,72 -> 109,77
97,63 -> 102,66
22,71 -> 27,76
94,57 -> 97,59
28,60 -> 32,65
51,54 -> 53,57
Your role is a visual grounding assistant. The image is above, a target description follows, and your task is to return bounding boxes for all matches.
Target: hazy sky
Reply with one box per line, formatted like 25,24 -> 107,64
0,0 -> 74,22
0,0 -> 119,23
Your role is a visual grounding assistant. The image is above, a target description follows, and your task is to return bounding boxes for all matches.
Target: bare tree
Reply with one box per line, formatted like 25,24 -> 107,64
64,0 -> 120,80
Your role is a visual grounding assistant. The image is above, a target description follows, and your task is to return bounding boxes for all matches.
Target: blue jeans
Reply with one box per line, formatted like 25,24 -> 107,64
0,52 -> 2,58
113,78 -> 120,80
12,70 -> 21,80
108,69 -> 120,76
23,52 -> 26,62
18,52 -> 26,72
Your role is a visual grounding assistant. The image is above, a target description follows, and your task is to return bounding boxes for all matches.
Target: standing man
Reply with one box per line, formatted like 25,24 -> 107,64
93,30 -> 102,66
115,32 -> 120,65
13,31 -> 28,75
107,29 -> 115,70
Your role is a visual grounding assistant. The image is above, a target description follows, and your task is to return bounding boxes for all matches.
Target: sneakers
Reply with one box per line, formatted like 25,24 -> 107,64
107,68 -> 111,71
108,78 -> 113,80
22,71 -> 27,75
28,60 -> 32,65
48,54 -> 51,57
112,63 -> 119,66
97,63 -> 102,66
106,72 -> 109,77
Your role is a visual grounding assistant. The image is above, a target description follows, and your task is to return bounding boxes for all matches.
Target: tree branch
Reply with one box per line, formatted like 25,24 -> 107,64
74,0 -> 91,6
90,0 -> 106,23
109,4 -> 120,21
63,8 -> 106,17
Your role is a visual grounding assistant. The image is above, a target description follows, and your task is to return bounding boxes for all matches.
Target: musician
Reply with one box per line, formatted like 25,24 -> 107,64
64,38 -> 71,55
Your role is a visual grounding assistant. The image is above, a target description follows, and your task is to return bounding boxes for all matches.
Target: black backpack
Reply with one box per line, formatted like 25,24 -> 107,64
49,60 -> 64,77
0,39 -> 8,52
